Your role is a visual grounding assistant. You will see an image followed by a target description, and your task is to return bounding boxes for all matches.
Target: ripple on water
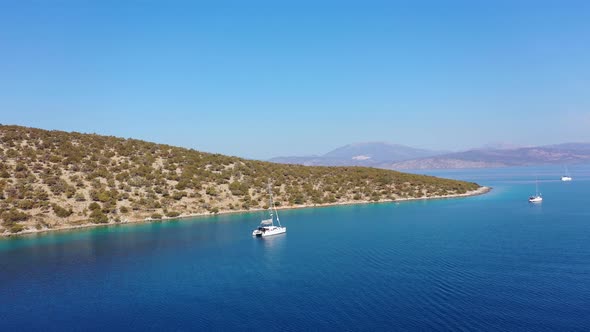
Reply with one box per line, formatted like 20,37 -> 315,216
2,165 -> 590,330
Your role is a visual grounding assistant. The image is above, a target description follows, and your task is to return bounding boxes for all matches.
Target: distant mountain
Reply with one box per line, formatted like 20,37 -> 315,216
479,142 -> 526,150
269,142 -> 444,167
271,142 -> 590,170
388,143 -> 590,170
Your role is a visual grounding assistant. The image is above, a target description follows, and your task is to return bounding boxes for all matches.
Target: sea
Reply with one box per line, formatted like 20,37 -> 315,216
1,165 -> 590,331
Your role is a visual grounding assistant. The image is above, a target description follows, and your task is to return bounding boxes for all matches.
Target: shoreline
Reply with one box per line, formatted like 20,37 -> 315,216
2,186 -> 491,238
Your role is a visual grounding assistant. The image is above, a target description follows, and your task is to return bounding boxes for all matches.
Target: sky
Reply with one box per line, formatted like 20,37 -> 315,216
1,0 -> 589,159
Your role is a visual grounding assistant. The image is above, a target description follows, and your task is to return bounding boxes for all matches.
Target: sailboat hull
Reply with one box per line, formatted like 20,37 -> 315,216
253,226 -> 286,237
529,196 -> 543,203
261,227 -> 286,237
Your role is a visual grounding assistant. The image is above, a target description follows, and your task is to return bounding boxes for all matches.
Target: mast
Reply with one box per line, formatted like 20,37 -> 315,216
268,180 -> 281,227
267,181 -> 274,226
274,191 -> 282,227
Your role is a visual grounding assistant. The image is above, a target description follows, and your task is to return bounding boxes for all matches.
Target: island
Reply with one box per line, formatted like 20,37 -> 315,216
0,125 -> 488,236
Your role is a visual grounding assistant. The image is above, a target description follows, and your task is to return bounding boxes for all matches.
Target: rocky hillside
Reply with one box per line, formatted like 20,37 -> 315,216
0,125 -> 480,235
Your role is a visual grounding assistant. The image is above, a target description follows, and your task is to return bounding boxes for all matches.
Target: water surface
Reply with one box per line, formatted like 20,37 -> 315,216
2,165 -> 590,331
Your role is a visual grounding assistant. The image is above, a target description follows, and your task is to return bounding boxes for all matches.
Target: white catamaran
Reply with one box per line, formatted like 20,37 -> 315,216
252,182 -> 286,237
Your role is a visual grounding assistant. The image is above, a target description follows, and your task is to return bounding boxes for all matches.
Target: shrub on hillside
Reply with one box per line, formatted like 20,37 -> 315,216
89,209 -> 108,224
172,191 -> 187,200
205,186 -> 218,196
1,208 -> 30,224
74,192 -> 86,201
9,223 -> 25,233
88,202 -> 101,211
52,204 -> 73,218
17,199 -> 35,210
165,211 -> 180,218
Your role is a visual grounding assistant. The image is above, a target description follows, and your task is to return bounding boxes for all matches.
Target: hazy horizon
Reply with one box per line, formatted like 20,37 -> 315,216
3,122 -> 590,161
2,1 -> 590,159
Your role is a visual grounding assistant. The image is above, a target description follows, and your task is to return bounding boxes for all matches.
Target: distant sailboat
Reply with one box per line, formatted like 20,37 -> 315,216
561,166 -> 572,182
529,178 -> 543,203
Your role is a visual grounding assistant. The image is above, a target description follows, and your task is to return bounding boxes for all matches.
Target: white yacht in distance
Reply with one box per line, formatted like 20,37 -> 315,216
561,166 -> 572,181
252,182 -> 286,237
529,178 -> 542,203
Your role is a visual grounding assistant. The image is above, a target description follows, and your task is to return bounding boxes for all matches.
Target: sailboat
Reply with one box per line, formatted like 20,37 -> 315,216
252,181 -> 286,237
561,166 -> 572,181
528,178 -> 543,203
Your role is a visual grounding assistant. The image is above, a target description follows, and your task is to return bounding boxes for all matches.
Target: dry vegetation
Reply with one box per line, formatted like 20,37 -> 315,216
0,125 -> 480,235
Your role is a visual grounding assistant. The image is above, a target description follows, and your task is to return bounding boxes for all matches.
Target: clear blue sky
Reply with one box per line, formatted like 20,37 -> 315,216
1,0 -> 589,159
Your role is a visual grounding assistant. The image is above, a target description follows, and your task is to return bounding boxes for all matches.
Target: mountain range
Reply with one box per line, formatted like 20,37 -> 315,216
270,142 -> 590,170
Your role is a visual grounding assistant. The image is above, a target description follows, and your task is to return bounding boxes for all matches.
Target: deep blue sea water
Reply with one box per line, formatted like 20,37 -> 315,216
2,165 -> 590,331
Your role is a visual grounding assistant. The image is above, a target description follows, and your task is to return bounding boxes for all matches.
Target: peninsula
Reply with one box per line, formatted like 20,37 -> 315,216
0,125 -> 485,236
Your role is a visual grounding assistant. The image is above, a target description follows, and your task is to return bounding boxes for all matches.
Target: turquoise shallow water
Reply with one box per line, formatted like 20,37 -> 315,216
1,165 -> 590,331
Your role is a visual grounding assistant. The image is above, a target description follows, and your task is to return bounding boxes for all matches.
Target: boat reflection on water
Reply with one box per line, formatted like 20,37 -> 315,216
259,232 -> 286,250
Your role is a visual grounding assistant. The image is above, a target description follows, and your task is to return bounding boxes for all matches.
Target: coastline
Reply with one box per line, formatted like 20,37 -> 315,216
2,186 -> 491,238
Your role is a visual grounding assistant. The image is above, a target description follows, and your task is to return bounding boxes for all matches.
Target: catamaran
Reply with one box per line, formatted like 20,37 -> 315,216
561,166 -> 572,181
252,182 -> 286,237
528,178 -> 543,203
